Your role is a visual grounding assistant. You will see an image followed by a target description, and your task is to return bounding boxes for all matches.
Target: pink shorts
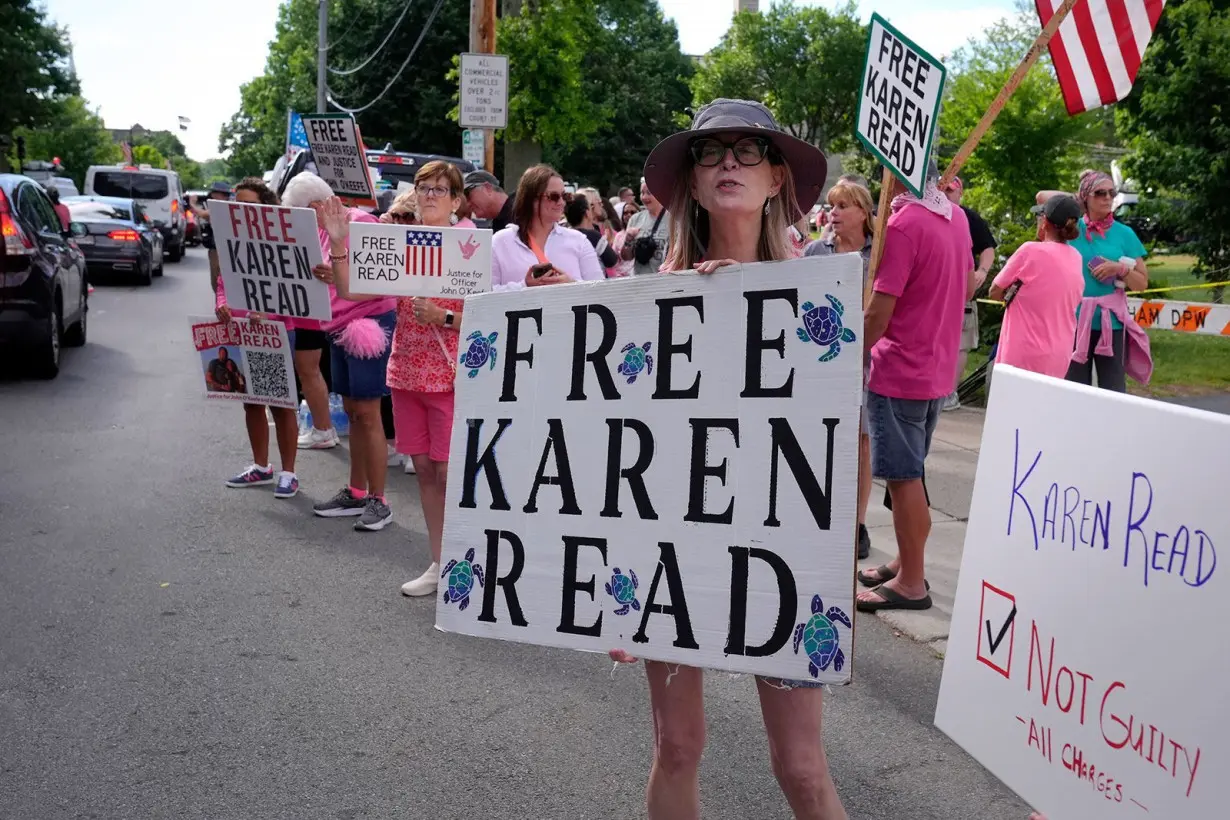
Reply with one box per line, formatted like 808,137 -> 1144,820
391,388 -> 455,462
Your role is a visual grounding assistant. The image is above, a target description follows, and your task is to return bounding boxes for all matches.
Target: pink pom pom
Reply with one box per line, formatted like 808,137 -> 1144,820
335,318 -> 390,359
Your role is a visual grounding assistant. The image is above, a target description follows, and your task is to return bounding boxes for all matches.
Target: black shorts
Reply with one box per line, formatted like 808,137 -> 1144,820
294,329 -> 328,351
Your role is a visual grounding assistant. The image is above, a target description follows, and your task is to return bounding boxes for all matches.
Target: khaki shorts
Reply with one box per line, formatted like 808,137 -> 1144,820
960,303 -> 979,352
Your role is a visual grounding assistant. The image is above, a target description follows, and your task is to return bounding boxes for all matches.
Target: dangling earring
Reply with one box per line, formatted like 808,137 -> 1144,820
450,212 -> 459,225
764,197 -> 772,216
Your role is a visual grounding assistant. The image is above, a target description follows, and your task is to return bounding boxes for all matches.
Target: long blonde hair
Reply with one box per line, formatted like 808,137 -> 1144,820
827,180 -> 875,240
662,150 -> 800,272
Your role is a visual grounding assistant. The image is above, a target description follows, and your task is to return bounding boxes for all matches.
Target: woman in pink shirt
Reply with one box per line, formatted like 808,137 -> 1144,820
490,164 -> 605,291
988,194 -> 1085,379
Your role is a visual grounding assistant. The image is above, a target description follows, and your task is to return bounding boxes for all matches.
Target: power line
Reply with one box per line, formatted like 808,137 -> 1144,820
328,0 -> 417,76
327,0 -> 446,114
326,3 -> 365,51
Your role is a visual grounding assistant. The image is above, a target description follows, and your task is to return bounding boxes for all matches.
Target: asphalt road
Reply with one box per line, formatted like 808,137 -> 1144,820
0,248 -> 1030,820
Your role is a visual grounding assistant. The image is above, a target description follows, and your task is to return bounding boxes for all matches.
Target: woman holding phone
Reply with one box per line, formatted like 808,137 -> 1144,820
490,164 -> 605,291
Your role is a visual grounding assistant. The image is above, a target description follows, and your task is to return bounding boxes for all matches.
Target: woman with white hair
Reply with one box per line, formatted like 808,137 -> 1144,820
283,172 -> 399,532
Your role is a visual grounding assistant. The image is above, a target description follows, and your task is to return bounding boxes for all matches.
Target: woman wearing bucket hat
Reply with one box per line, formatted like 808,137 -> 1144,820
610,99 -> 847,820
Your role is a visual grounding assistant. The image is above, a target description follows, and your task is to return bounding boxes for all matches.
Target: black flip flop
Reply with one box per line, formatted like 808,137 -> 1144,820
856,584 -> 933,613
857,564 -> 897,587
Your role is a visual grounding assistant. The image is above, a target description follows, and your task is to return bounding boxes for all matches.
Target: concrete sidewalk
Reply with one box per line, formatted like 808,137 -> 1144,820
856,406 -> 985,657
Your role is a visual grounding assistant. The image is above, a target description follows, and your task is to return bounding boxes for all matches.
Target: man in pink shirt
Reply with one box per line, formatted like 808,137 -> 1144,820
856,164 -> 975,613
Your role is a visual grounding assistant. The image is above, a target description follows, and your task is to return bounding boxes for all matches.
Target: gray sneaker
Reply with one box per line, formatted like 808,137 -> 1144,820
354,496 -> 393,531
942,392 -> 961,412
313,487 -> 367,518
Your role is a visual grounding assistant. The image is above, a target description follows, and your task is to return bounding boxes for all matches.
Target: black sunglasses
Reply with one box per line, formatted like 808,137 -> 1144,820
541,191 -> 566,204
689,136 -> 771,168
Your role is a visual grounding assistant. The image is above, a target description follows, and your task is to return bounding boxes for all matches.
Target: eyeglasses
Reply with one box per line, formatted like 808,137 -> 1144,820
1091,188 -> 1116,198
416,184 -> 452,199
541,191 -> 566,204
689,136 -> 771,168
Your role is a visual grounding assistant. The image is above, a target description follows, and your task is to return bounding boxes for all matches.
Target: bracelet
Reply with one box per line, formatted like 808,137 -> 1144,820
330,253 -> 346,261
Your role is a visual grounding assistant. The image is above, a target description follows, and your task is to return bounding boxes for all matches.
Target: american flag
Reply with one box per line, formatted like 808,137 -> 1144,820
1036,0 -> 1166,115
406,230 -> 443,277
120,141 -> 133,165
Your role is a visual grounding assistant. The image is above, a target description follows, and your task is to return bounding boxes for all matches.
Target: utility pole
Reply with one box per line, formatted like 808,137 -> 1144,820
317,0 -> 329,113
470,0 -> 498,171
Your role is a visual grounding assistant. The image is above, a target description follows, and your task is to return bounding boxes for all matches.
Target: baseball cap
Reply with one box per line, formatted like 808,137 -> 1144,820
463,170 -> 501,192
1039,194 -> 1082,226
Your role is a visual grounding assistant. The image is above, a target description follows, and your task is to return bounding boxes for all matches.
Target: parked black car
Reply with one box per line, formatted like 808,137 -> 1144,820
0,174 -> 88,378
63,195 -> 164,285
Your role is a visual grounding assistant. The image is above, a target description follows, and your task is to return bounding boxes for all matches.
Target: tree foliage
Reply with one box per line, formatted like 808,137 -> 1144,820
937,12 -> 1098,230
0,0 -> 79,143
690,1 -> 865,153
1117,0 -> 1230,275
9,96 -> 120,190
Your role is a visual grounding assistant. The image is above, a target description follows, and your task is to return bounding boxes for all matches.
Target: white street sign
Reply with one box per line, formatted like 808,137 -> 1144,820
459,53 -> 509,130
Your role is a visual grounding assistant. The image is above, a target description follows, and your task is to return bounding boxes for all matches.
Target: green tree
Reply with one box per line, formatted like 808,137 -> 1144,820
0,0 -> 79,148
690,1 -> 866,153
1117,0 -> 1230,276
200,158 -> 230,186
9,96 -> 120,189
132,144 -> 167,169
140,131 -> 187,160
937,12 -> 1098,231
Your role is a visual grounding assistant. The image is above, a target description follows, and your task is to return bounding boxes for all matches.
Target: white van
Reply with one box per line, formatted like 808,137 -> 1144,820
84,165 -> 186,261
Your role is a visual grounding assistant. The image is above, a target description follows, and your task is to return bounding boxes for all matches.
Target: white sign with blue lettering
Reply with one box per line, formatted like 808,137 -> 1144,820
435,255 -> 863,682
936,365 -> 1225,820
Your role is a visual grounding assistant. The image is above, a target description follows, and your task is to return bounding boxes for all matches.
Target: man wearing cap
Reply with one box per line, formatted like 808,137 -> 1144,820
463,171 -> 515,234
942,177 -> 996,410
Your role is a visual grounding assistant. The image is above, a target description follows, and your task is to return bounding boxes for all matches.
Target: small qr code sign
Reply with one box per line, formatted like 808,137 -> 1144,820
189,315 -> 296,409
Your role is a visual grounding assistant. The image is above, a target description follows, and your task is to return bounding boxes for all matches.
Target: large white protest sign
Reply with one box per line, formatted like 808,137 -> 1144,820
301,113 -> 377,204
348,222 -> 492,299
458,53 -> 509,130
206,200 -> 330,322
189,315 -> 295,409
435,255 -> 863,682
936,366 -> 1224,819
856,14 -> 946,197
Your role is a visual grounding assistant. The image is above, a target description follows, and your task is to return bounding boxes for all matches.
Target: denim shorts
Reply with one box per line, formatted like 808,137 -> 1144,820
328,310 -> 395,400
867,389 -> 942,481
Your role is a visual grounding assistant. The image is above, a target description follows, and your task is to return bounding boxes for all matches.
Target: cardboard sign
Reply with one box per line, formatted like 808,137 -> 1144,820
434,255 -> 863,682
206,200 -> 330,322
856,14 -> 946,197
459,53 -> 509,129
348,223 -> 493,299
935,366 -> 1224,820
190,315 -> 295,409
301,113 -> 377,203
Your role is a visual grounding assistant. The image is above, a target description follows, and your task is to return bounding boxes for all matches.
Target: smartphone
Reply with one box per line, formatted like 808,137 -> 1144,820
1003,281 -> 1023,306
530,262 -> 554,279
1088,256 -> 1109,272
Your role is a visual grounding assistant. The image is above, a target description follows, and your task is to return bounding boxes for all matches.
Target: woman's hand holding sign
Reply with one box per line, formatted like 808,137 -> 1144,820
312,262 -> 335,286
693,258 -> 738,275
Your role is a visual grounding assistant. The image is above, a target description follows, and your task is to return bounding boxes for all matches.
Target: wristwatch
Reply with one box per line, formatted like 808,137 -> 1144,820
444,310 -> 455,328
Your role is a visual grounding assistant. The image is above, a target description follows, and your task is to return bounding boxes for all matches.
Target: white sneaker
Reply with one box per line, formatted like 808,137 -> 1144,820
942,392 -> 961,412
386,443 -> 403,467
403,457 -> 416,475
298,427 -> 338,449
400,562 -> 440,597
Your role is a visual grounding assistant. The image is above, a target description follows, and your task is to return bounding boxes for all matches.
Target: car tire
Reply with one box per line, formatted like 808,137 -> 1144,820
138,257 -> 152,287
154,249 -> 164,277
33,300 -> 62,379
168,240 -> 184,263
64,284 -> 87,348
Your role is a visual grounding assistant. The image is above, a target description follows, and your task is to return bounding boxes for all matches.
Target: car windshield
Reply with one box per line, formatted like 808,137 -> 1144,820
67,201 -> 133,222
92,172 -> 169,200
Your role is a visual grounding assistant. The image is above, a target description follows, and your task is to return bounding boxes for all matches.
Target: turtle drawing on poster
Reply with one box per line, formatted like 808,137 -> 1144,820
935,366 -> 1225,820
434,255 -> 864,683
856,13 -> 946,197
206,200 -> 330,323
190,315 -> 296,409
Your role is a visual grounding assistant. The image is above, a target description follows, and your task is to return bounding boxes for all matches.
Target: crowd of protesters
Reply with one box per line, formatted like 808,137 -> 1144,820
200,93 -> 1150,819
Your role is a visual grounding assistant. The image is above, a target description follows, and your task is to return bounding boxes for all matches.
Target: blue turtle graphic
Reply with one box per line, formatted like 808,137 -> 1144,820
792,595 -> 852,677
797,295 -> 856,362
604,567 -> 640,616
460,330 -> 499,378
441,548 -> 485,611
616,342 -> 653,384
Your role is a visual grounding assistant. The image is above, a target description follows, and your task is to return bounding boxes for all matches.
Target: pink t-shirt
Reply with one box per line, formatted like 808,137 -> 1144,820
992,241 -> 1084,378
868,205 -> 972,400
323,208 -> 397,333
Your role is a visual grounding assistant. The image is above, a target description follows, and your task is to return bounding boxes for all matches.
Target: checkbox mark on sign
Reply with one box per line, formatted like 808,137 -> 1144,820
976,582 -> 1016,680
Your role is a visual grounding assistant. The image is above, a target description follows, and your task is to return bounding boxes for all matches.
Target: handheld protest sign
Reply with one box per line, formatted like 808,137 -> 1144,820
301,113 -> 377,205
856,14 -> 946,198
189,315 -> 295,409
935,366 -> 1225,820
348,222 -> 493,298
206,200 -> 330,323
435,255 -> 863,682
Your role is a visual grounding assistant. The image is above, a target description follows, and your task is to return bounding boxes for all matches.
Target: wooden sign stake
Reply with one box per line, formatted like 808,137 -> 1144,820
865,166 -> 897,302
939,0 -> 1081,188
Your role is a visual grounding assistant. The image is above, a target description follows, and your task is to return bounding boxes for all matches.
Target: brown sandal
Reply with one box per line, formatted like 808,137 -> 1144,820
857,564 -> 896,587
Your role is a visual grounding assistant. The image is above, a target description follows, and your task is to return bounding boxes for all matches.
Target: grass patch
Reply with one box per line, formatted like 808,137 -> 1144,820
1133,331 -> 1230,397
1142,254 -> 1226,303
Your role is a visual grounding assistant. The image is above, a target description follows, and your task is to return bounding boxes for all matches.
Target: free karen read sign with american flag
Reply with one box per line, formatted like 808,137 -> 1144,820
347,222 -> 494,299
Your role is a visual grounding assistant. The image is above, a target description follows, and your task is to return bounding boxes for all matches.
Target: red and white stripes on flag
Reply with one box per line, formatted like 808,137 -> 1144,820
1036,0 -> 1165,115
405,229 -> 443,277
120,141 -> 133,165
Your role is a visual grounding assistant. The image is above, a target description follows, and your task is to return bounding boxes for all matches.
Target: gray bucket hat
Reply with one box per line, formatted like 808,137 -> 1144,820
643,99 -> 827,219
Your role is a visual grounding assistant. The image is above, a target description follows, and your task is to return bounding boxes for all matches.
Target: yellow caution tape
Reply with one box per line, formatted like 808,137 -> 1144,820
977,279 -> 1230,307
